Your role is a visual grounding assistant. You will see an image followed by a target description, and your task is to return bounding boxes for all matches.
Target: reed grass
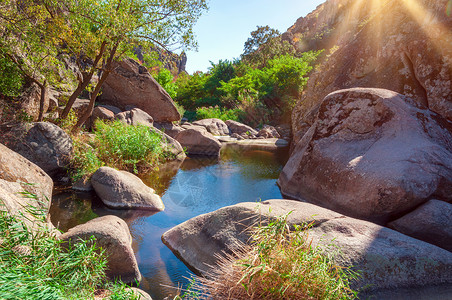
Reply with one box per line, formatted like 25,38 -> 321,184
176,213 -> 358,300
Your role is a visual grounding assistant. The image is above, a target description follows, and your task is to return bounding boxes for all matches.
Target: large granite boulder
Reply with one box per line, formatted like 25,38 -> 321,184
115,108 -> 154,128
0,143 -> 54,231
257,125 -> 280,138
150,128 -> 186,160
278,88 -> 452,224
225,120 -> 258,136
0,122 -> 73,179
162,200 -> 452,292
91,167 -> 164,211
89,106 -> 115,128
99,58 -> 180,122
175,128 -> 222,156
153,122 -> 184,139
290,0 -> 452,138
192,118 -> 230,136
60,215 -> 141,284
389,200 -> 452,252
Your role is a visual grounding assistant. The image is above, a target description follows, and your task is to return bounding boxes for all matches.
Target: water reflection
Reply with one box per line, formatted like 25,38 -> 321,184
50,144 -> 289,300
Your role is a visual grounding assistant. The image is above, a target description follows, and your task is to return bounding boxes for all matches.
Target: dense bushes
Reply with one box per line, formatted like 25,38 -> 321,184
174,51 -> 320,126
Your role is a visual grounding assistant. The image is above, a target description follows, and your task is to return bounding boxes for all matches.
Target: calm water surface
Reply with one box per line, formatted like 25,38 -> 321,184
51,145 -> 290,299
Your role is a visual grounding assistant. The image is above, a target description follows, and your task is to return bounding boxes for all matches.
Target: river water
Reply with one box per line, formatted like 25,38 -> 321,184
50,144 -> 290,299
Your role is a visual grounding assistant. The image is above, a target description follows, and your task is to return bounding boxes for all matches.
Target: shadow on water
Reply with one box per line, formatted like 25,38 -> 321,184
50,144 -> 290,300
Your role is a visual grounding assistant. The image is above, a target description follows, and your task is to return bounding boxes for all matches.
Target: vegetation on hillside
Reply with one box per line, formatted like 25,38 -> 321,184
0,0 -> 207,128
175,214 -> 358,300
0,197 -> 139,299
153,26 -> 321,126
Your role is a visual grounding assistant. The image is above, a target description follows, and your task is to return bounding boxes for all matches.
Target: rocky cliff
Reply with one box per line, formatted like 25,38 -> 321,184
285,0 -> 452,143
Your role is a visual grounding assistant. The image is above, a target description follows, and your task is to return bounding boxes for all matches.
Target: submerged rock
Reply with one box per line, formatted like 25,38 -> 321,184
162,199 -> 452,292
91,167 -> 164,211
278,88 -> 452,224
60,215 -> 141,284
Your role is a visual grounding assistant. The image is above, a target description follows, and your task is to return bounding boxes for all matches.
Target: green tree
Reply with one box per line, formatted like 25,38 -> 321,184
242,25 -> 295,68
0,0 -> 72,121
67,0 -> 208,131
155,68 -> 177,99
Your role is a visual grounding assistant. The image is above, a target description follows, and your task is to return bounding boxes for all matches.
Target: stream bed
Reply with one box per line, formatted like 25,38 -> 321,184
50,144 -> 290,299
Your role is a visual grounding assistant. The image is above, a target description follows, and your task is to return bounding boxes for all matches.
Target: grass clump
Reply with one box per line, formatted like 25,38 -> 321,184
94,119 -> 165,171
0,200 -> 138,299
67,118 -> 171,181
177,214 -> 358,300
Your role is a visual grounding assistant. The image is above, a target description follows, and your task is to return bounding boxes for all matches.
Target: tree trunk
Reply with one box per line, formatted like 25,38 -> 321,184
72,43 -> 118,132
37,80 -> 47,122
60,41 -> 107,119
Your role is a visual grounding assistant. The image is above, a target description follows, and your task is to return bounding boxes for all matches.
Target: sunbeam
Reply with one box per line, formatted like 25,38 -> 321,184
400,0 -> 452,56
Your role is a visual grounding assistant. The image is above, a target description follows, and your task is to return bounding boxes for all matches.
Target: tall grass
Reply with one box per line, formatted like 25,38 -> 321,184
0,199 -> 138,299
68,119 -> 171,181
94,120 -> 164,172
176,214 -> 358,300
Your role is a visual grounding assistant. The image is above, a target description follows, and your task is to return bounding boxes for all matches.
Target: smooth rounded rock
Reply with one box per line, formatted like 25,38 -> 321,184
92,167 -> 164,211
162,199 -> 452,292
60,215 -> 141,284
0,122 -> 73,179
175,128 -> 222,156
192,118 -> 230,136
279,88 -> 452,224
389,200 -> 452,252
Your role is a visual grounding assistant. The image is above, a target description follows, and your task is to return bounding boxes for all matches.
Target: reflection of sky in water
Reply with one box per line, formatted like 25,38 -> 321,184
51,145 -> 289,300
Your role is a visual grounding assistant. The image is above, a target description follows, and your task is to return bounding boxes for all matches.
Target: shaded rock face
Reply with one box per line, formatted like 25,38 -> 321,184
174,128 -> 222,156
150,128 -> 186,160
257,125 -> 280,139
278,88 -> 452,224
389,200 -> 452,252
91,167 -> 164,211
115,108 -> 154,128
192,118 -> 230,136
0,122 -> 73,179
59,215 -> 141,284
162,200 -> 452,291
99,58 -> 180,122
0,143 -> 53,231
290,0 -> 452,137
153,122 -> 184,139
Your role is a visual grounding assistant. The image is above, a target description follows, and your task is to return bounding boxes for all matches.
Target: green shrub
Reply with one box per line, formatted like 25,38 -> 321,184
0,199 -> 138,299
94,120 -> 165,173
155,68 -> 178,99
0,52 -> 24,97
178,213 -> 358,300
195,106 -> 243,122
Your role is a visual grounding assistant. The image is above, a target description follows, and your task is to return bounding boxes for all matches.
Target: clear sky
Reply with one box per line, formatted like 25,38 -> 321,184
183,0 -> 325,74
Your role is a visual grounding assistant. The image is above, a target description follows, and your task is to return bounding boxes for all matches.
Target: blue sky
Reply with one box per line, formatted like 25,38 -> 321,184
183,0 -> 325,73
